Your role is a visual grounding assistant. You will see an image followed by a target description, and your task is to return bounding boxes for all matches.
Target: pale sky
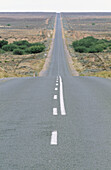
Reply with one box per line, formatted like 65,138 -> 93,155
0,0 -> 111,12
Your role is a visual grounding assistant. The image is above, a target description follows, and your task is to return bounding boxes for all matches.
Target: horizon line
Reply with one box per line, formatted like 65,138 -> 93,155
0,11 -> 111,13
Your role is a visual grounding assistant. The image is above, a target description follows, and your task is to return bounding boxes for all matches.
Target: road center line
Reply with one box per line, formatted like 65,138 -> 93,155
53,108 -> 58,115
59,76 -> 66,115
51,131 -> 57,145
55,87 -> 58,91
56,83 -> 58,86
54,95 -> 57,99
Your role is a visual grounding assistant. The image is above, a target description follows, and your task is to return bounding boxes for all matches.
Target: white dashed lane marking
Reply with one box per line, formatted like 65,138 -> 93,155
54,95 -> 57,99
53,108 -> 58,115
51,76 -> 66,146
51,131 -> 57,145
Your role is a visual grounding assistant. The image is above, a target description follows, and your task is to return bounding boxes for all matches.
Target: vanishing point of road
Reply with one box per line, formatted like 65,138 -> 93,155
0,14 -> 111,170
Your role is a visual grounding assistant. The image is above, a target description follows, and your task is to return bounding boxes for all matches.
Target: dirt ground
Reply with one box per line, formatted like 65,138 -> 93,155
0,12 -> 56,78
62,12 -> 111,78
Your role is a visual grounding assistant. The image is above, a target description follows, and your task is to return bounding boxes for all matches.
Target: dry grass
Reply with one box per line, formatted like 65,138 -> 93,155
0,52 -> 46,78
62,13 -> 111,78
0,29 -> 53,44
81,71 -> 111,78
0,12 -> 56,78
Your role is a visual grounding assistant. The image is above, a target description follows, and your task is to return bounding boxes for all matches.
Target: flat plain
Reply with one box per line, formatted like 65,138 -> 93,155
0,12 -> 56,77
61,12 -> 111,78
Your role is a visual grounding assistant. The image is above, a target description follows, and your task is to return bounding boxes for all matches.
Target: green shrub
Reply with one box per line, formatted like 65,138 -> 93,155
102,43 -> 107,49
97,39 -> 107,44
72,41 -> 80,48
75,46 -> 88,53
108,43 -> 111,47
27,45 -> 45,54
19,45 -> 27,50
72,36 -> 110,53
72,36 -> 98,49
88,47 -> 98,53
7,24 -> 11,26
88,45 -> 104,53
25,48 -> 31,54
30,42 -> 44,46
0,40 -> 45,55
0,40 -> 8,48
95,44 -> 104,52
2,44 -> 18,51
0,49 -> 5,54
13,40 -> 30,46
13,49 -> 24,55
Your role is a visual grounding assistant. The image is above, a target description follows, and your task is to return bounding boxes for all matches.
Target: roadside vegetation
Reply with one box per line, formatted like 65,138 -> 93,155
0,40 -> 47,78
71,36 -> 111,78
0,12 -> 56,78
72,36 -> 111,53
0,40 -> 45,55
62,13 -> 111,78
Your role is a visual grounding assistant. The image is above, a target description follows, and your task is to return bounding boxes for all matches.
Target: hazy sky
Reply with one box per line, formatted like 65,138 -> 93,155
0,0 -> 111,12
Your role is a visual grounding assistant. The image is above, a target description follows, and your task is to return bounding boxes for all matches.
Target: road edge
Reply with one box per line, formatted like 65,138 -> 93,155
60,14 -> 79,76
39,14 -> 57,77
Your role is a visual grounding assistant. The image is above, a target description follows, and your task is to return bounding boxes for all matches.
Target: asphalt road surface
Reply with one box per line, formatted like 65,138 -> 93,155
0,14 -> 111,170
